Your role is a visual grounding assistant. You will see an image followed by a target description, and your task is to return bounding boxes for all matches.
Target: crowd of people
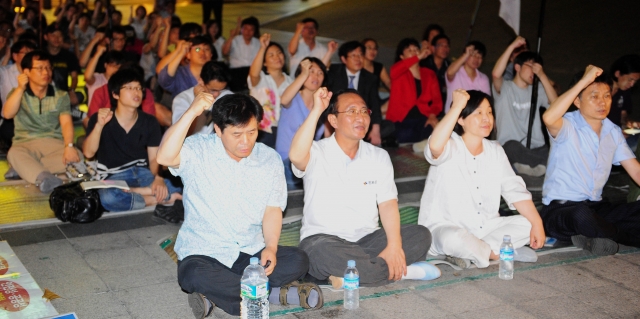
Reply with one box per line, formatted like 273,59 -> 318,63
1,1 -> 640,317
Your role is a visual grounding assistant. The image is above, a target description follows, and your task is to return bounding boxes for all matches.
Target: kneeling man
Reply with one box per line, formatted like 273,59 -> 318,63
290,88 -> 440,288
157,93 -> 314,317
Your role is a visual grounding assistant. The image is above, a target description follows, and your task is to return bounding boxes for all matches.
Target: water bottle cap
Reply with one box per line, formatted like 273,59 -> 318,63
503,235 -> 511,241
347,260 -> 355,267
250,257 -> 259,265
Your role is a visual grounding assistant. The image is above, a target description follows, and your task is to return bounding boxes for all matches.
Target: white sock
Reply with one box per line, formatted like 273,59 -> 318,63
401,261 -> 441,280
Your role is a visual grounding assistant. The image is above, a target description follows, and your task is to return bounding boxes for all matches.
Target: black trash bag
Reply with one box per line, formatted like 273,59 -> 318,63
49,181 -> 104,223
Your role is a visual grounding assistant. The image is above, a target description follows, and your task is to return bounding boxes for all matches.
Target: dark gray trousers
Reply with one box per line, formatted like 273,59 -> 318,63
502,140 -> 549,167
299,224 -> 431,287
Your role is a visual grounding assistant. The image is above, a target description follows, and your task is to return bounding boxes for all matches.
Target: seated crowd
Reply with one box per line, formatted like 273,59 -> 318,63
1,4 -> 640,317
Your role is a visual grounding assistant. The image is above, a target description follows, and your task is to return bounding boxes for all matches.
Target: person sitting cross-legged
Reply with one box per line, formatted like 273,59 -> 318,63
540,65 -> 640,255
418,89 -> 545,269
157,93 -> 322,318
83,69 -> 182,215
3,51 -> 82,193
290,88 -> 441,288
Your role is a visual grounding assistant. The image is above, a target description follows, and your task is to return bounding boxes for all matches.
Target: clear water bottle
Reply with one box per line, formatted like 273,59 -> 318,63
499,235 -> 514,280
240,257 -> 269,319
343,260 -> 359,310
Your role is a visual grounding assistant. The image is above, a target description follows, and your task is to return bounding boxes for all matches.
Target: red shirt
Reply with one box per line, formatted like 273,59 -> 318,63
387,56 -> 442,122
87,84 -> 156,117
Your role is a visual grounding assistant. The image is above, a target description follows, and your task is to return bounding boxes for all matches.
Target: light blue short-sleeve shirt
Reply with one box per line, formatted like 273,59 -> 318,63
542,111 -> 635,205
170,134 -> 287,268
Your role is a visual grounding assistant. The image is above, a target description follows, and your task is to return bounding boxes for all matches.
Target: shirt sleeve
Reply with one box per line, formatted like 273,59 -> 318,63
267,153 -> 288,211
57,91 -> 71,115
496,143 -> 532,209
169,134 -> 198,177
172,91 -> 190,124
88,86 -> 108,117
424,135 -> 453,165
157,66 -> 177,94
146,115 -> 162,147
376,151 -> 398,204
292,140 -> 319,178
612,127 -> 635,165
549,118 -> 571,144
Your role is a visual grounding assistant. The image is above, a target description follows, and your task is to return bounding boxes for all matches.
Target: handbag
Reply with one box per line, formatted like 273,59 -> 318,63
49,181 -> 104,223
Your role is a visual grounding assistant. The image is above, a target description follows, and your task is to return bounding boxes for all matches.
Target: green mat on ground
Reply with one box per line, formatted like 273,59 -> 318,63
159,206 -> 423,262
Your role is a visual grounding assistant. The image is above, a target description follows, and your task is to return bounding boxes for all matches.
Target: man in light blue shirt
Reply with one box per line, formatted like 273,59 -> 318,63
157,93 -> 314,317
541,65 -> 640,256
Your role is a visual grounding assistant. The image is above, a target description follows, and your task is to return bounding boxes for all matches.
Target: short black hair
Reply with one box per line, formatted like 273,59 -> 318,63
241,16 -> 260,38
514,51 -> 543,67
204,19 -> 221,40
190,35 -> 216,61
211,94 -> 263,132
112,10 -> 122,18
394,37 -> 420,62
294,57 -> 326,83
466,41 -> 486,58
610,54 -> 640,82
179,22 -> 202,40
422,24 -> 444,42
301,17 -> 318,30
21,50 -> 50,70
108,69 -> 145,109
327,89 -> 363,115
109,26 -> 126,37
453,90 -> 494,136
431,33 -> 450,47
338,41 -> 365,59
103,50 -> 125,65
361,38 -> 377,49
11,40 -> 37,55
569,70 -> 612,101
44,23 -> 63,35
201,61 -> 229,84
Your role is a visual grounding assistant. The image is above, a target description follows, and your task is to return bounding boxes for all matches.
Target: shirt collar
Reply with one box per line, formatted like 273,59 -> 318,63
570,110 -> 615,136
212,134 -> 259,165
25,84 -> 55,98
327,133 -> 363,165
346,68 -> 361,78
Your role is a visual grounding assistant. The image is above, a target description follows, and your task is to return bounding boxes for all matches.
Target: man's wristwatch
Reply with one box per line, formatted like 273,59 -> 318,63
66,143 -> 74,148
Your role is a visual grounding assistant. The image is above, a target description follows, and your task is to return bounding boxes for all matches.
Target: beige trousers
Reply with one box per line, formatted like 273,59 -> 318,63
7,138 -> 78,184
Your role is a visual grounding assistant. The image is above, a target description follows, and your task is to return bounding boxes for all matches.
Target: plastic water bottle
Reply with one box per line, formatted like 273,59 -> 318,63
499,235 -> 514,280
240,257 -> 269,319
343,260 -> 359,310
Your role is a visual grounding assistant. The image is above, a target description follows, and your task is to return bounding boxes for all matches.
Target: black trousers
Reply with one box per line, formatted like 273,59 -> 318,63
394,117 -> 434,144
201,0 -> 223,25
540,200 -> 640,247
177,246 -> 309,316
502,140 -> 549,167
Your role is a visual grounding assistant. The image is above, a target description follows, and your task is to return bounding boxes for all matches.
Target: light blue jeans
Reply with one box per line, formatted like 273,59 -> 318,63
98,166 -> 182,212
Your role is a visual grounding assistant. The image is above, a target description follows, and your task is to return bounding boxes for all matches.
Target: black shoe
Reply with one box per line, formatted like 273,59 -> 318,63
571,235 -> 619,256
188,293 -> 214,319
153,202 -> 182,224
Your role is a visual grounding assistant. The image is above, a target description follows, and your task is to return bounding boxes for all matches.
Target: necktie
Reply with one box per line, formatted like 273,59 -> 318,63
348,75 -> 355,89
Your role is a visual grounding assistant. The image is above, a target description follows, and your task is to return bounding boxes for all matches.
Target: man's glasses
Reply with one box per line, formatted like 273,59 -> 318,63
31,66 -> 52,72
336,108 -> 372,117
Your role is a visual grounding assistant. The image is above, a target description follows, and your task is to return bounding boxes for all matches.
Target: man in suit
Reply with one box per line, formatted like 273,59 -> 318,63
326,41 -> 382,145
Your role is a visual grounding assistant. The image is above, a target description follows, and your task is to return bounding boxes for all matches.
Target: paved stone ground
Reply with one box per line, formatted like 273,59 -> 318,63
2,0 -> 640,318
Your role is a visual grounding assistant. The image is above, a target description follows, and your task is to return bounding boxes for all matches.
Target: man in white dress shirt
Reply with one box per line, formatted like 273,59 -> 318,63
290,88 -> 441,288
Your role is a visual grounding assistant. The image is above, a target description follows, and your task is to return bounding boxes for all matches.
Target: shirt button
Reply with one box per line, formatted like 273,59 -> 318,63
477,212 -> 480,214
477,187 -> 479,189
479,203 -> 482,205
474,171 -> 476,173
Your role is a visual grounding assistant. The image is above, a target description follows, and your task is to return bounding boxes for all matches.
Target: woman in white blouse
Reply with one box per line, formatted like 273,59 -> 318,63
418,89 -> 545,268
248,33 -> 294,147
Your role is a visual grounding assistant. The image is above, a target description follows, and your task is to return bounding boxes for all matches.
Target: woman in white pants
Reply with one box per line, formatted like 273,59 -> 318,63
418,89 -> 545,268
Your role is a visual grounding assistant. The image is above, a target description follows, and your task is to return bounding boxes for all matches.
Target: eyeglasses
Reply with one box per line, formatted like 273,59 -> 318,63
121,86 -> 143,91
193,47 -> 211,53
31,66 -> 52,72
336,108 -> 372,117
